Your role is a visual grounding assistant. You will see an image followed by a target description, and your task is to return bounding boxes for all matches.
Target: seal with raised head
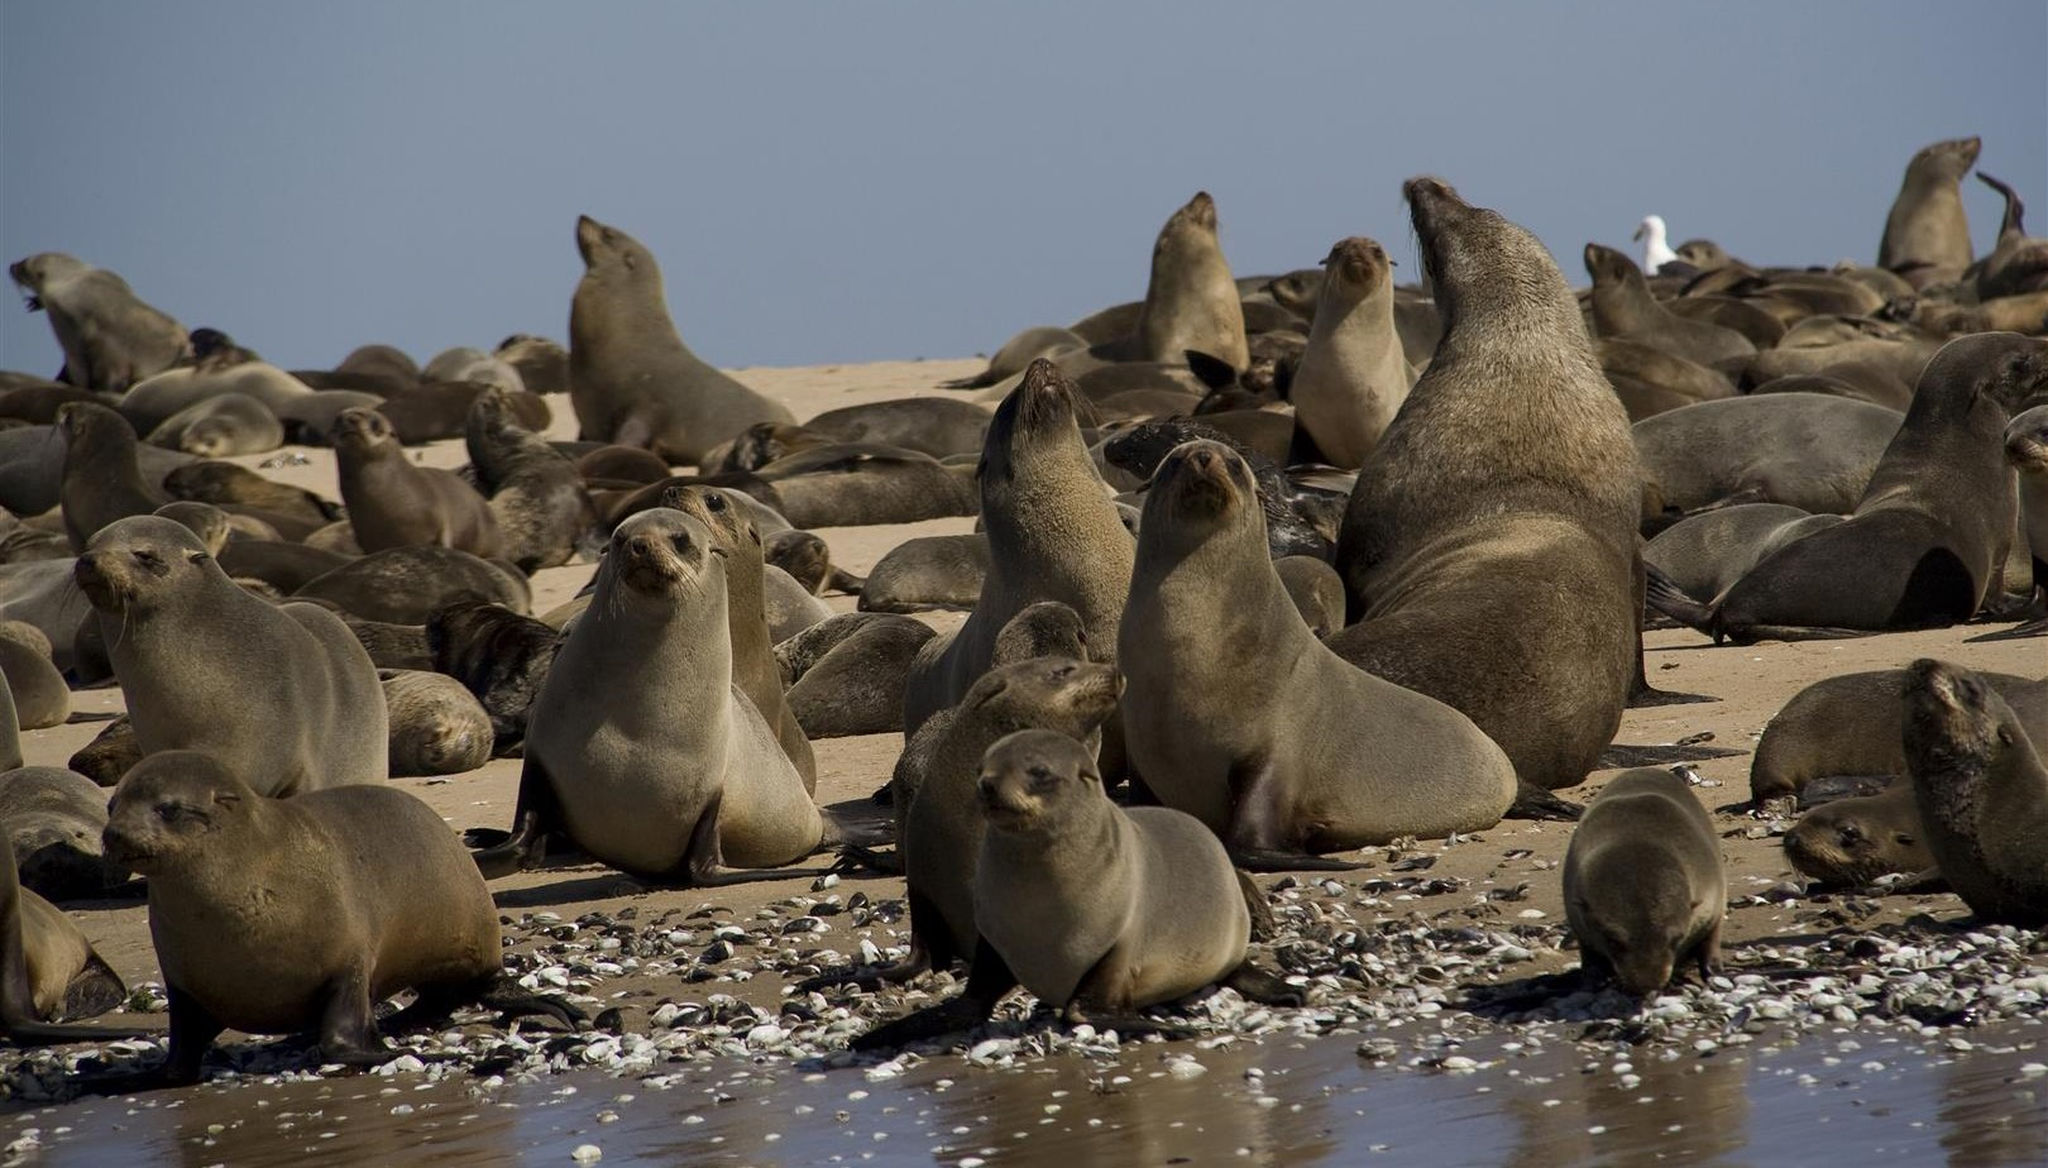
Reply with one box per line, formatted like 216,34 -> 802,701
1288,237 -> 1416,468
660,483 -> 816,789
1123,441 -> 1516,864
56,401 -> 169,553
901,359 -> 1134,735
1583,243 -> 1755,368
1563,767 -> 1726,995
469,509 -> 832,884
9,252 -> 186,392
427,597 -> 561,755
76,516 -> 388,794
569,216 -> 795,464
335,407 -> 503,559
1130,192 -> 1250,373
465,385 -> 597,572
1648,333 -> 2046,641
1879,136 -> 1980,290
100,751 -> 580,1085
1329,178 -> 1642,810
1901,659 -> 2048,926
852,730 -> 1300,1050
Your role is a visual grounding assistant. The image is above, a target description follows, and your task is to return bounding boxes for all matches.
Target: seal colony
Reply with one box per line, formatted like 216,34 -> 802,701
2,136 -> 2046,1108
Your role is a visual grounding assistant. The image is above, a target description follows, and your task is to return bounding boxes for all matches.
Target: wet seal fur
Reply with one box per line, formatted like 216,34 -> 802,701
99,752 -> 580,1086
1122,441 -> 1516,866
1563,768 -> 1726,995
76,516 -> 387,794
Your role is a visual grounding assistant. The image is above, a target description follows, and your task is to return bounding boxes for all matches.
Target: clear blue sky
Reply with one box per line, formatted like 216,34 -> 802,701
3,1 -> 2043,374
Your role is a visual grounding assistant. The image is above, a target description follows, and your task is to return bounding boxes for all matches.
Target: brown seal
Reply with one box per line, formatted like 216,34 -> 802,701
293,546 -> 529,625
76,516 -> 388,794
1633,393 -> 1904,518
1130,192 -> 1250,372
1647,334 -> 2046,641
1878,136 -> 1980,290
1783,783 -> 1934,887
0,832 -> 140,1045
1288,238 -> 1416,468
1563,768 -> 1726,995
568,216 -> 795,464
1901,659 -> 2048,926
465,386 -> 597,571
100,752 -> 580,1085
382,669 -> 493,777
1123,441 -> 1516,863
776,613 -> 937,740
0,620 -> 69,729
56,401 -> 169,552
335,407 -> 503,558
8,252 -> 187,392
427,598 -> 561,755
1583,244 -> 1755,368
1330,178 -> 1641,813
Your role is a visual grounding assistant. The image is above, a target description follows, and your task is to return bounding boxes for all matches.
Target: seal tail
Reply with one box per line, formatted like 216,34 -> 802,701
1642,564 -> 1723,642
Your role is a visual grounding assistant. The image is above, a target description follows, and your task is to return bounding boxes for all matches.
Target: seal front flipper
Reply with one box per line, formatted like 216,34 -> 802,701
1235,870 -> 1277,940
468,756 -> 561,878
315,963 -> 391,1068
849,941 -> 1017,1052
159,984 -> 227,1087
1223,757 -> 1367,872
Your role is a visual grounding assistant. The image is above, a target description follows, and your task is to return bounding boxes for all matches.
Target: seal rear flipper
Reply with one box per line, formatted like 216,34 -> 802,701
1626,685 -> 1719,708
473,975 -> 587,1032
1966,615 -> 2048,641
657,789 -> 826,887
1220,960 -> 1307,1007
59,953 -> 130,1022
1223,757 -> 1365,872
850,940 -> 1016,1052
829,840 -> 902,877
1642,563 -> 1722,640
1597,743 -> 1746,769
1235,870 -> 1277,940
1717,623 -> 1873,643
1507,782 -> 1584,822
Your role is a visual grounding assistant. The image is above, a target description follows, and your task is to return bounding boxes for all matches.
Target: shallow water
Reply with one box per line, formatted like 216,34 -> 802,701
7,1023 -> 2045,1167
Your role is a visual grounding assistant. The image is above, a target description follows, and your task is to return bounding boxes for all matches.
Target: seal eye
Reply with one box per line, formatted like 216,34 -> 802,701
1027,765 -> 1056,788
707,495 -> 727,512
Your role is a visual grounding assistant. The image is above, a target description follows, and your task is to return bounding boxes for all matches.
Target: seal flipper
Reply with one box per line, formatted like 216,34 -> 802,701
1224,756 -> 1367,872
654,788 -> 824,887
1220,960 -> 1306,1007
0,840 -> 149,1045
162,984 -> 227,1086
1235,870 -> 1277,940
1643,563 -> 1723,641
316,963 -> 391,1068
849,940 -> 1017,1052
60,953 -> 130,1022
1507,781 -> 1584,822
1597,743 -> 1746,768
799,888 -> 948,992
468,755 -> 562,877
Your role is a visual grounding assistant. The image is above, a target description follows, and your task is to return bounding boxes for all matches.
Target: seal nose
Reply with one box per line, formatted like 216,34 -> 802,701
625,534 -> 654,560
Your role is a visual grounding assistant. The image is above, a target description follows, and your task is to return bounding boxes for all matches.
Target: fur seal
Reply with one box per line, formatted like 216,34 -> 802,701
777,614 -> 936,739
1879,137 -> 1980,290
335,407 -> 503,558
1288,237 -> 1416,468
1783,782 -> 1934,887
376,381 -> 550,445
470,509 -> 831,884
1330,178 -> 1641,808
0,765 -> 124,899
1124,441 -> 1516,862
1102,418 -> 1336,560
1563,768 -> 1726,995
763,529 -> 855,595
494,334 -> 569,396
1972,173 -> 2048,300
2008,403 -> 2048,579
1901,659 -> 2048,925
1584,244 -> 1755,368
334,344 -> 418,386
901,360 -> 1134,735
941,326 -> 1087,389
427,598 -> 560,755
858,534 -> 989,613
101,752 -> 579,1084
273,389 -> 386,445
67,716 -> 139,787
803,398 -> 991,459
421,347 -> 524,393
214,539 -> 353,594
118,361 -> 314,435
77,516 -> 387,794
56,402 -> 169,552
660,484 -> 816,789
293,546 -> 529,624
750,446 -> 978,529
382,669 -> 493,777
9,253 -> 186,392
575,444 -> 672,486
1648,334 -> 2045,641
1634,394 -> 1905,518
162,461 -> 341,528
0,621 -> 68,729
1273,554 -> 1346,639
853,730 -> 1299,1050
144,392 -> 283,458
0,832 -> 137,1045
465,386 -> 597,572
1643,504 -> 1845,606
568,216 -> 795,464
1131,192 -> 1250,372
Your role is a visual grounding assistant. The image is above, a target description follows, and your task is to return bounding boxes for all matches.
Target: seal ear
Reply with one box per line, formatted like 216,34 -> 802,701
968,677 -> 1010,707
211,790 -> 240,810
1184,350 -> 1237,392
187,551 -> 209,565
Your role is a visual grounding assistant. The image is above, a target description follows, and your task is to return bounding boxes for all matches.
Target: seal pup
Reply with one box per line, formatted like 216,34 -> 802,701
1563,768 -> 1726,995
8,253 -> 186,392
294,546 -> 528,625
335,407 -> 503,559
100,752 -> 579,1085
1648,333 -> 2045,641
568,216 -> 794,464
464,386 -> 597,572
1123,441 -> 1516,862
1330,178 -> 1641,810
469,510 -> 832,884
1879,137 -> 1980,290
1901,659 -> 2048,926
145,393 -> 284,458
382,670 -> 493,777
1783,783 -> 1935,888
1634,215 -> 1678,273
494,334 -> 569,396
660,483 -> 816,789
427,598 -> 561,755
1584,244 -> 1755,368
901,360 -> 1134,735
1288,238 -> 1416,468
56,402 -> 169,552
76,516 -> 387,793
1130,192 -> 1250,373
0,832 -> 138,1045
852,731 -> 1300,1051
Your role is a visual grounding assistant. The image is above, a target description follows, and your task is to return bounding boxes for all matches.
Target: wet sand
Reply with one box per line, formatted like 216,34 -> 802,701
4,355 -> 2045,1163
